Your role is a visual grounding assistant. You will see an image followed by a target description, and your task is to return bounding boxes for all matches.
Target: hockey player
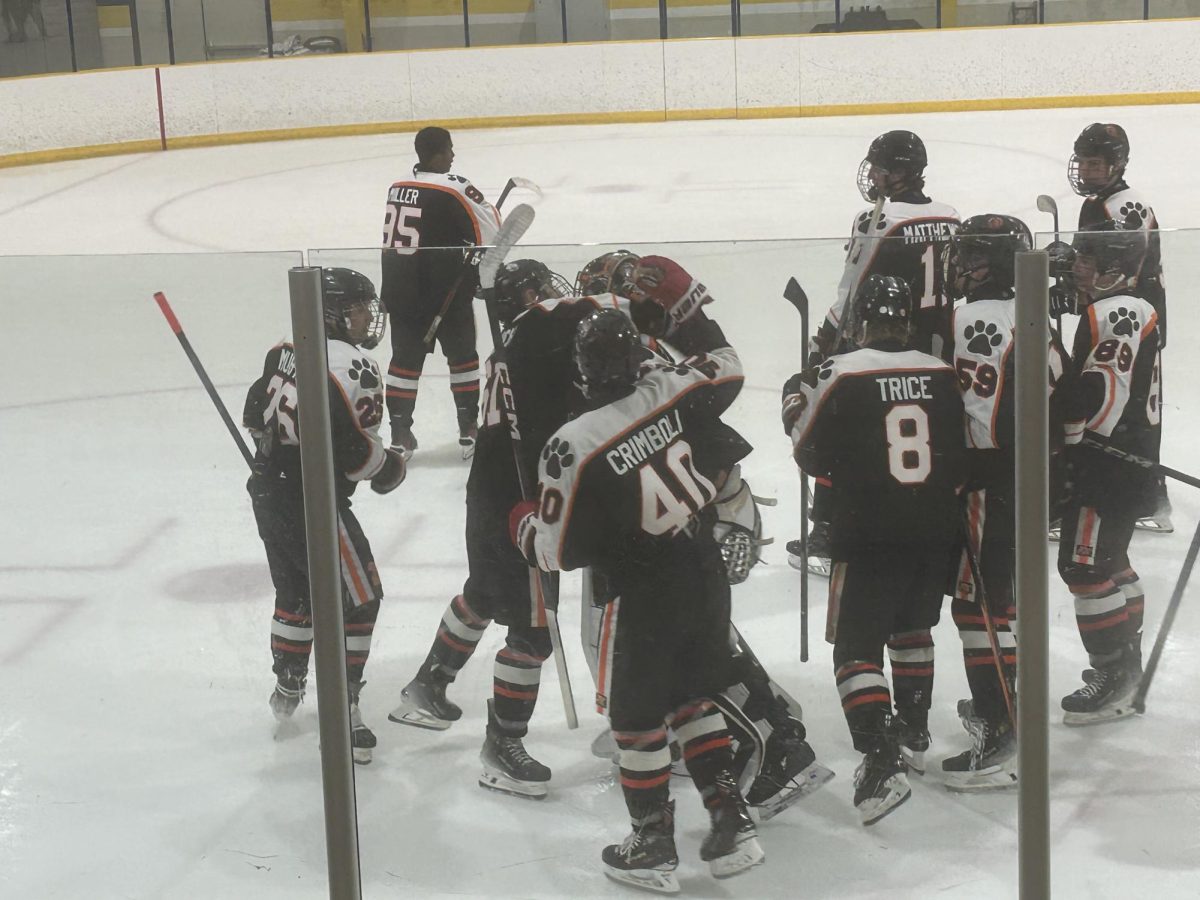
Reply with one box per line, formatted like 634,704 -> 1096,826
785,275 -> 965,824
1069,122 -> 1171,533
243,268 -> 407,765
513,269 -> 766,890
379,126 -> 501,460
792,130 -> 960,577
1055,220 -> 1160,725
387,258 -> 577,799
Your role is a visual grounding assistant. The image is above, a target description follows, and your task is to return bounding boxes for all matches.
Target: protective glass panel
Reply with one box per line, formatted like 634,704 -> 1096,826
368,0 -> 467,50
813,0 -> 938,32
1043,0 -> 1143,22
665,0 -> 732,37
267,0 -> 354,56
194,0 -> 270,60
0,0 -> 73,76
739,0 -> 838,35
947,0 -> 1040,27
1148,0 -> 1200,17
468,0 -> 556,46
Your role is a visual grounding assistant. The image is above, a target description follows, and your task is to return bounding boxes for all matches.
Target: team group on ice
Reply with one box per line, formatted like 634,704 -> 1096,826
240,121 -> 1166,892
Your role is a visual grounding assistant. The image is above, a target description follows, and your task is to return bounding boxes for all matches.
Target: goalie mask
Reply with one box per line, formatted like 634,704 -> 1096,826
493,258 -> 571,324
322,267 -> 385,349
711,465 -> 774,585
575,250 -> 638,298
943,214 -> 1032,301
1069,123 -> 1129,196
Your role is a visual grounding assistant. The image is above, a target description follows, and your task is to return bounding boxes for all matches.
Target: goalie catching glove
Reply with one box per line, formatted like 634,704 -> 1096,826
712,465 -> 774,585
370,448 -> 407,494
629,255 -> 714,336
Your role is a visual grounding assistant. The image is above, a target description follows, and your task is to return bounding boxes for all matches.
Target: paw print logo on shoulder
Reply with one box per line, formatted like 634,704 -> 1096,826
1118,201 -> 1148,226
817,359 -> 836,381
542,437 -> 575,479
349,358 -> 380,390
1108,307 -> 1140,338
964,320 -> 1003,356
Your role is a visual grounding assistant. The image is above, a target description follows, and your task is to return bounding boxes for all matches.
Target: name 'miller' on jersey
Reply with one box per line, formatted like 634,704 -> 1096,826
382,169 -> 501,253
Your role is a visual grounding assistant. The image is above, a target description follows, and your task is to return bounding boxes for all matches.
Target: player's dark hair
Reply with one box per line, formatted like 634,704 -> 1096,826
415,126 -> 452,164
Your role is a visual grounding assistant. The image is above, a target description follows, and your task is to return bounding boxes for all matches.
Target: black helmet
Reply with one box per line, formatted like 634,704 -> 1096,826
322,267 -> 384,349
944,214 -> 1033,301
1071,219 -> 1146,299
1069,123 -> 1129,196
857,130 -> 927,201
573,309 -> 645,400
492,259 -> 570,324
852,275 -> 912,345
575,250 -> 638,298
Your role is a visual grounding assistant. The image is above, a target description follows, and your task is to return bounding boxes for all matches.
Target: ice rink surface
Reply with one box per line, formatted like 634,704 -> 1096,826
2,105 -> 1199,898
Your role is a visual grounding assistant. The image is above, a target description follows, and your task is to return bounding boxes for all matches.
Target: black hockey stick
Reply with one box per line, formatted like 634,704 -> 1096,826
784,277 -> 810,663
154,291 -> 254,470
1079,436 -> 1200,491
1133,515 -> 1200,713
959,506 -> 1018,734
480,294 -> 578,729
1036,194 -> 1064,332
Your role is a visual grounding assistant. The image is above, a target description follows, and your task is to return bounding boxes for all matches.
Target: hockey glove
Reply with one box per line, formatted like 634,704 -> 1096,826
370,448 -> 407,494
509,499 -> 539,562
630,256 -> 713,335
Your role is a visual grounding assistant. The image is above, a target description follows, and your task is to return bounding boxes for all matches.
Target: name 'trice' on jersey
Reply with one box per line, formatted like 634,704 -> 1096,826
790,346 -> 966,550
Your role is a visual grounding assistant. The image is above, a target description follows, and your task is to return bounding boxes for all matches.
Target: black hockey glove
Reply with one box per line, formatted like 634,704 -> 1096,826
370,449 -> 407,494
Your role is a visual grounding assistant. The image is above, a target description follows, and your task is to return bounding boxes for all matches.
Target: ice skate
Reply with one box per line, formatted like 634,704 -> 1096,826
700,775 -> 765,879
893,710 -> 930,776
458,421 -> 478,459
388,666 -> 462,731
1135,482 -> 1173,534
943,713 -> 1016,793
390,420 -> 417,461
479,700 -> 551,799
786,521 -> 832,578
269,673 -> 306,722
349,682 -> 376,765
853,741 -> 910,826
746,720 -> 833,821
591,728 -> 619,763
1061,663 -> 1138,726
602,801 -> 680,894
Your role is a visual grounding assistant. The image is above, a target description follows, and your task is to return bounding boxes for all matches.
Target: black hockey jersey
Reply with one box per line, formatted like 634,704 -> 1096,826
243,339 -> 388,500
789,342 -> 966,551
526,340 -> 748,577
380,168 -> 501,319
820,194 -> 960,357
1063,293 -> 1161,461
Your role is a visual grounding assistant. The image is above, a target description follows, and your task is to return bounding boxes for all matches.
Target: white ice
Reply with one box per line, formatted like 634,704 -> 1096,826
1,106 -> 1198,899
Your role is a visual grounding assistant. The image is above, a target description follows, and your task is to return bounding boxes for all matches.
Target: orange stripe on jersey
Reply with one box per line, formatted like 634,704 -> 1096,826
437,630 -> 475,653
683,736 -> 732,761
450,382 -> 479,393
494,685 -> 538,701
388,366 -> 422,377
595,600 -> 618,715
1079,610 -> 1129,632
620,772 -> 671,790
389,181 -> 489,243
1140,310 -> 1158,340
338,526 -> 370,605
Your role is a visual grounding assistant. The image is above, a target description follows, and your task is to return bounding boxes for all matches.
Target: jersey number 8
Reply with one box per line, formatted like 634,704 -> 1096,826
884,404 -> 931,485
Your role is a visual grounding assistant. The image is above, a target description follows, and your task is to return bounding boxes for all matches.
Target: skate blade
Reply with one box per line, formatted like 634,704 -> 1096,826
788,552 -> 830,578
901,748 -> 926,776
590,729 -> 619,762
1062,703 -> 1139,727
752,763 -> 836,822
1048,527 -> 1061,542
353,746 -> 373,765
1134,517 -> 1173,534
387,704 -> 453,731
944,767 -> 1017,793
603,865 -> 680,894
858,776 -> 911,827
478,769 -> 548,800
709,835 -> 765,879
459,441 -> 475,460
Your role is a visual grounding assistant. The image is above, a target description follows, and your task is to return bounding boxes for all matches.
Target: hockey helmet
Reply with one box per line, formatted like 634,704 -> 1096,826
573,309 -> 647,400
492,259 -> 571,324
575,250 -> 639,298
852,274 -> 913,346
1070,219 -> 1146,300
322,267 -> 385,349
857,130 -> 927,201
943,214 -> 1033,301
1069,123 -> 1129,196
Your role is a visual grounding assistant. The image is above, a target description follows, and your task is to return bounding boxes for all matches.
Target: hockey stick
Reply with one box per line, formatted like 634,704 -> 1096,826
829,195 -> 886,354
784,277 -> 810,662
495,176 -> 542,210
959,506 -> 1018,734
1133,515 -> 1200,713
1036,194 -> 1063,331
421,184 -> 537,345
153,291 -> 254,470
1079,436 -> 1200,491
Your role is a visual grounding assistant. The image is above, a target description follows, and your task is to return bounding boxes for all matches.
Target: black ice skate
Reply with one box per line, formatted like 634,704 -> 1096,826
602,801 -> 680,895
1062,662 -> 1138,726
745,720 -> 834,821
700,775 -> 766,879
942,712 -> 1016,793
786,521 -> 832,578
1135,480 -> 1173,534
458,421 -> 478,460
893,710 -> 931,776
349,682 -> 376,765
388,665 -> 462,731
269,674 -> 306,721
390,420 -> 418,461
853,741 -> 911,826
478,700 -> 551,799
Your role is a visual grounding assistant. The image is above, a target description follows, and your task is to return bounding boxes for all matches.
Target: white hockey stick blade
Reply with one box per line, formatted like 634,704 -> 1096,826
508,176 -> 543,199
478,203 -> 536,290
1036,194 -> 1058,216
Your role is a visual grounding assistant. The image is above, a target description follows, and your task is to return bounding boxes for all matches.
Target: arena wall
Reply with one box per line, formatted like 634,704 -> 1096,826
2,18 -> 1198,167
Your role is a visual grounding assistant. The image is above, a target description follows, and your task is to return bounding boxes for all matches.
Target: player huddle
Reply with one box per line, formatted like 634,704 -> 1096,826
239,122 -> 1167,891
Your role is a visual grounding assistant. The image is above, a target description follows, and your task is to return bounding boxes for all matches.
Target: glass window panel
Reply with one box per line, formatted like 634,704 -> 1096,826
739,0 -> 838,35
1149,0 -> 1200,16
949,0 -> 1040,27
1043,0 -> 1143,22
666,0 -> 731,37
268,0 -> 352,56
0,0 -> 74,76
195,0 -> 269,59
368,0 -> 467,50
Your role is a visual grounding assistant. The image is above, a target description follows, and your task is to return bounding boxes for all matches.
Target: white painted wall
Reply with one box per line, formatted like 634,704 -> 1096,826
2,19 -> 1198,161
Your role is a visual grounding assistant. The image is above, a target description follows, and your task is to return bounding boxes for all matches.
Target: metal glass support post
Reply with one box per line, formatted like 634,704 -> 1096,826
66,1 -> 79,71
363,0 -> 373,50
165,0 -> 176,64
658,0 -> 668,38
265,0 -> 275,57
1014,251 -> 1050,900
463,0 -> 471,46
287,267 -> 363,900
130,1 -> 143,65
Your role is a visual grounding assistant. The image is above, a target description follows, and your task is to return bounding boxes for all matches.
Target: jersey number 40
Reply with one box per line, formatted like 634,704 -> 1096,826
639,440 -> 717,536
